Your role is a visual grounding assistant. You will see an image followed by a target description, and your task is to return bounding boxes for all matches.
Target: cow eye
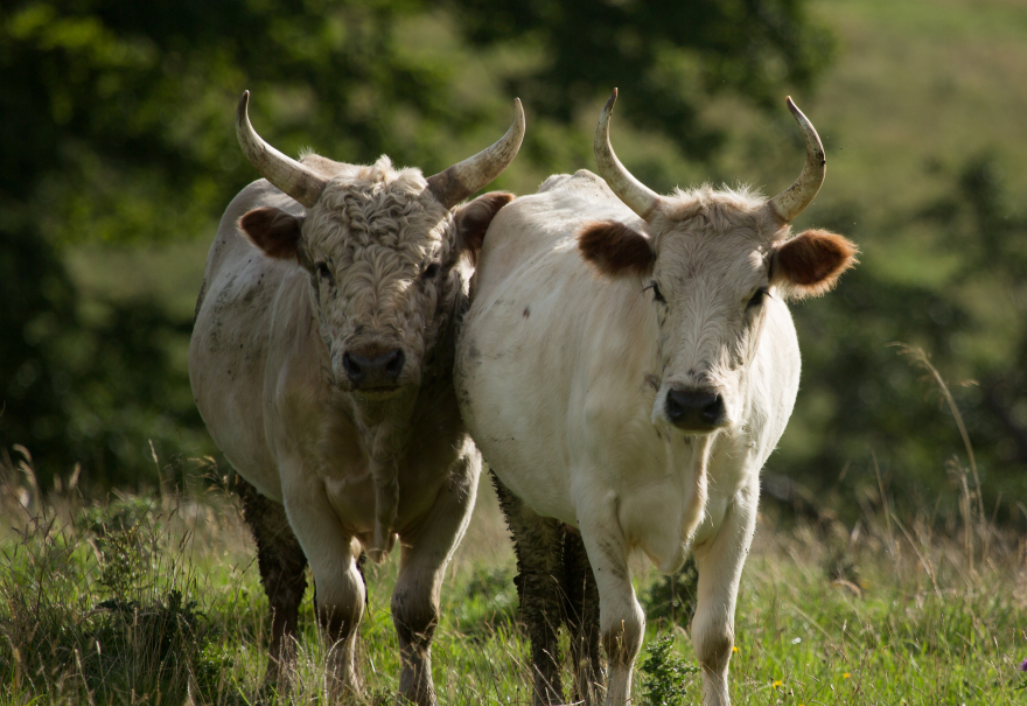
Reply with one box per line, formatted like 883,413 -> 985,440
421,262 -> 441,280
315,261 -> 334,284
747,286 -> 768,309
643,280 -> 666,304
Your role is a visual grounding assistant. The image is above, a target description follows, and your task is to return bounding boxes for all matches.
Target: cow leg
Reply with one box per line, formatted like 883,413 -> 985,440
690,484 -> 759,706
235,476 -> 308,686
491,472 -> 566,706
392,453 -> 480,706
310,553 -> 364,700
562,527 -> 603,706
578,501 -> 644,706
281,471 -> 366,700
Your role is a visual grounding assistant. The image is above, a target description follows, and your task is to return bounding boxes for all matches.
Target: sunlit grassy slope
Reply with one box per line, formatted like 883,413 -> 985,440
1,457 -> 1024,705
708,0 -> 1027,235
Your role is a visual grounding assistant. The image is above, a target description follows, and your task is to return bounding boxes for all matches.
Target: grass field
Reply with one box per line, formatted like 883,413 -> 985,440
1,449 -> 1024,705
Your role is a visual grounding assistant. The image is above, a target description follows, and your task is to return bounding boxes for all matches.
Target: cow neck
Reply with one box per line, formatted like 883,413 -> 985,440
351,403 -> 413,562
429,268 -> 468,373
345,276 -> 467,562
681,433 -> 712,552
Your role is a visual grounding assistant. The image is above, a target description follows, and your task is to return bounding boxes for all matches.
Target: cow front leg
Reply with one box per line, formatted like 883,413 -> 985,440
235,476 -> 308,687
562,528 -> 603,706
282,472 -> 366,701
492,472 -> 567,706
392,452 -> 480,706
690,485 -> 759,706
312,553 -> 365,701
578,510 -> 643,706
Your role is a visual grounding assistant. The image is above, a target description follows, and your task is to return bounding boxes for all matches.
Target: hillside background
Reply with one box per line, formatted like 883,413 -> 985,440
2,0 -> 1025,525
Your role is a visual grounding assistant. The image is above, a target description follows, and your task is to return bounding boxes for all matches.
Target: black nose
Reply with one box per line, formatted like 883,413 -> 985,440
342,348 -> 405,388
665,388 -> 726,431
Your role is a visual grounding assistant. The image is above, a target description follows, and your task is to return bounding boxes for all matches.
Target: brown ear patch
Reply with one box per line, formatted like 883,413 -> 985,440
455,191 -> 515,262
577,220 -> 655,277
772,228 -> 858,299
238,207 -> 304,260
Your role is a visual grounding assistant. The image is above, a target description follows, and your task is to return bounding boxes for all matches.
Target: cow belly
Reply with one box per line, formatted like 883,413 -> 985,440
191,340 -> 284,501
457,360 -> 576,524
467,415 -> 578,525
190,234 -> 302,504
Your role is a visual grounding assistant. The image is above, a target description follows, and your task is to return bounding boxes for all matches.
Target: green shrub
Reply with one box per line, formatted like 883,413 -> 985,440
639,634 -> 699,706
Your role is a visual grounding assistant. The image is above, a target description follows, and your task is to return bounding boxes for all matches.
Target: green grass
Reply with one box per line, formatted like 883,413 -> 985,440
1,451 -> 1024,705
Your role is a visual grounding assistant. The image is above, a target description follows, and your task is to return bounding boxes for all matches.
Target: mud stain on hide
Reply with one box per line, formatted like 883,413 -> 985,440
596,536 -> 627,582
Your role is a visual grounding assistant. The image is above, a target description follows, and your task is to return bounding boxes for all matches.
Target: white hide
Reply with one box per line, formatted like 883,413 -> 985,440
456,170 -> 804,706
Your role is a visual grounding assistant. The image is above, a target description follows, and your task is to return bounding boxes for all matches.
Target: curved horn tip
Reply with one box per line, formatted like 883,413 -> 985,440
425,97 -> 527,208
786,96 -> 826,165
766,95 -> 827,223
785,96 -> 810,126
234,88 -> 326,208
237,91 -> 251,121
512,97 -> 526,130
593,87 -> 662,221
605,88 -> 619,110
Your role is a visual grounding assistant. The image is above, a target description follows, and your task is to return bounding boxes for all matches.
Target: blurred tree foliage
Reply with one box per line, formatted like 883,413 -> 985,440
783,155 -> 1027,523
454,0 -> 833,160
1,0 -> 833,489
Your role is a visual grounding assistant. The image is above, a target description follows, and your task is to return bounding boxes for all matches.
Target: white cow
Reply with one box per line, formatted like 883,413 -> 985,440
455,90 -> 856,706
190,91 -> 523,704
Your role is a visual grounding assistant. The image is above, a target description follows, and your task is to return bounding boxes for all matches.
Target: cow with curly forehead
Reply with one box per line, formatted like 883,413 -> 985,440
189,91 -> 523,704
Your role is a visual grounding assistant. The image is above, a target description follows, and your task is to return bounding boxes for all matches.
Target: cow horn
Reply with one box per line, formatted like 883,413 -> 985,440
236,91 -> 326,209
766,97 -> 826,224
594,88 -> 663,221
426,99 -> 526,209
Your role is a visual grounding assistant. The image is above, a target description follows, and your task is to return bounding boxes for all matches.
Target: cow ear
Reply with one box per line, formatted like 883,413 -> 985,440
453,191 -> 515,262
771,228 -> 858,299
578,220 -> 655,277
238,207 -> 305,260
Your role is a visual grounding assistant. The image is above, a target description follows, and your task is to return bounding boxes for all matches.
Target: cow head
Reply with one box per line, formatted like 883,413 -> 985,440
234,92 -> 521,398
580,89 -> 856,434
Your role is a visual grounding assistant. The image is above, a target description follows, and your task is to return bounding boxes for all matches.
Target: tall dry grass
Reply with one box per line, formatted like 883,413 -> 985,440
0,347 -> 1024,704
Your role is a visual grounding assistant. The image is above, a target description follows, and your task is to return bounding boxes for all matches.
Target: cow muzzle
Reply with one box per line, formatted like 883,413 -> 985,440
342,346 -> 406,396
664,386 -> 727,432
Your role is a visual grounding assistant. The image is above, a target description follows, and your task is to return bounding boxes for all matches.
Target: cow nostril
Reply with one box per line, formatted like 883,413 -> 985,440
342,352 -> 363,381
701,395 -> 725,423
344,348 -> 404,387
665,388 -> 725,430
381,349 -> 405,380
665,392 -> 685,423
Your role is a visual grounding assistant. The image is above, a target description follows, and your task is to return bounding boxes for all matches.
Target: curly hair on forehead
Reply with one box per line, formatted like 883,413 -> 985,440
306,156 -> 453,254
